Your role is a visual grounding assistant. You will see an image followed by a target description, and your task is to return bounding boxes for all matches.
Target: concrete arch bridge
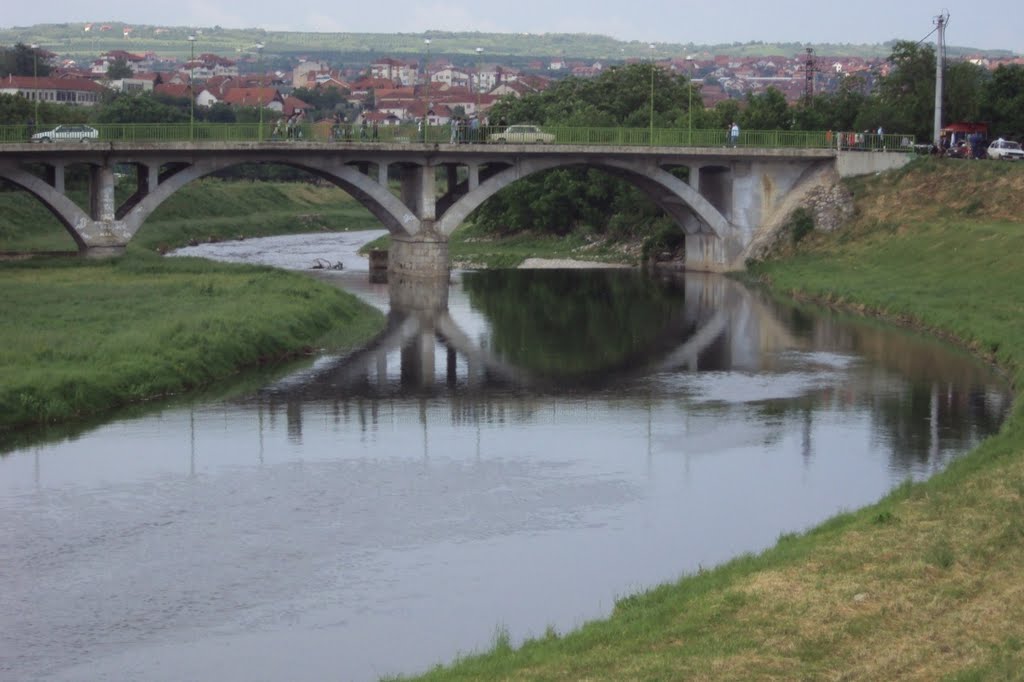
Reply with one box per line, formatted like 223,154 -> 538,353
0,141 -> 910,272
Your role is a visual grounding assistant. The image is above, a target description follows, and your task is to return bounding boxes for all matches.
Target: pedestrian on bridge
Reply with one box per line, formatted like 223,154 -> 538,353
729,122 -> 740,147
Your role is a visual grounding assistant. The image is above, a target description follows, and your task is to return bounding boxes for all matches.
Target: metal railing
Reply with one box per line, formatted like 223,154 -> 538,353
0,123 -> 917,152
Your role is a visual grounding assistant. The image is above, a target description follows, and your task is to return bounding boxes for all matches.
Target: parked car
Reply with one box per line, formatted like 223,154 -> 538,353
489,124 -> 555,144
31,124 -> 99,143
986,139 -> 1024,161
945,140 -> 972,159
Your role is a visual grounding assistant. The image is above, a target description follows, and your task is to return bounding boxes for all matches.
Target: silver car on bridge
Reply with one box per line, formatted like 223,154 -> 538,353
31,124 -> 100,143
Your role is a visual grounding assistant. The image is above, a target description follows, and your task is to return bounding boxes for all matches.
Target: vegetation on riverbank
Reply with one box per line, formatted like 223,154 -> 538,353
386,158 -> 1024,680
0,251 -> 383,435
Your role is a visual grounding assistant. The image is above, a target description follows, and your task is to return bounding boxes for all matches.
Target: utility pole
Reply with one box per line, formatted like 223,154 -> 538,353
933,11 -> 949,149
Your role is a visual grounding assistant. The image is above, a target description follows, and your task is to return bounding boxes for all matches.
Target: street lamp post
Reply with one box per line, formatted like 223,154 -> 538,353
30,43 -> 39,126
187,34 -> 195,140
648,44 -> 655,146
686,56 -> 694,146
256,43 -> 265,142
423,38 -> 431,143
475,47 -> 483,116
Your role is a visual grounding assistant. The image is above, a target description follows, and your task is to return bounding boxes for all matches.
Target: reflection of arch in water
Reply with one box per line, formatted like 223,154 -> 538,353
260,273 -> 794,401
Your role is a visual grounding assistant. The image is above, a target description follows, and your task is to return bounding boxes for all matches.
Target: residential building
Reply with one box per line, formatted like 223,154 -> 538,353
0,75 -> 107,107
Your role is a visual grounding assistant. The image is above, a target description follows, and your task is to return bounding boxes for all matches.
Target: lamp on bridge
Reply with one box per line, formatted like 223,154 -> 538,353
255,42 -> 265,142
648,44 -> 655,146
686,55 -> 695,146
187,34 -> 196,140
423,38 -> 431,142
30,43 -> 39,126
475,47 -> 483,117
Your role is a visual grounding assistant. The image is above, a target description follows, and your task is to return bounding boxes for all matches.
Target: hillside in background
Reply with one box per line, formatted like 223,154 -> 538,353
0,23 -> 1017,64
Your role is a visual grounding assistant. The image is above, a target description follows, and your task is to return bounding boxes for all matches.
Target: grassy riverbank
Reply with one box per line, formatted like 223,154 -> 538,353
389,158 -> 1024,680
0,252 -> 383,434
0,178 -> 386,434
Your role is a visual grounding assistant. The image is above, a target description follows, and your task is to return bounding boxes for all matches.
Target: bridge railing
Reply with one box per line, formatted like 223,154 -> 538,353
0,123 -> 916,151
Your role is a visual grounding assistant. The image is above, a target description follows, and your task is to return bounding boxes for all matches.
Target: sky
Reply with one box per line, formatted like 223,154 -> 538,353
3,0 -> 1022,54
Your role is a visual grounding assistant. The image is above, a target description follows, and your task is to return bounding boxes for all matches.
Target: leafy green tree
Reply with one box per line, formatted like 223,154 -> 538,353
981,65 -> 1024,139
291,85 -> 348,119
740,87 -> 791,130
707,99 -> 741,130
105,57 -> 134,81
869,40 -> 985,140
202,102 -> 237,123
93,93 -> 188,124
0,43 -> 52,78
0,94 -> 87,126
792,74 -> 868,131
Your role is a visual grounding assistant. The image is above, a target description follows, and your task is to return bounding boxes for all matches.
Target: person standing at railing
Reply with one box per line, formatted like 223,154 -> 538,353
876,125 -> 884,150
729,122 -> 739,147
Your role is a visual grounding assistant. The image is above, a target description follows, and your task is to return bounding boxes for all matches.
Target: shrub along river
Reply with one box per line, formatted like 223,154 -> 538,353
0,231 -> 1011,682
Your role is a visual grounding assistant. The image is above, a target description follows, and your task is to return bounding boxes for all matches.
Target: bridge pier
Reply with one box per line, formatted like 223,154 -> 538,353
78,164 -> 132,257
389,229 -> 450,279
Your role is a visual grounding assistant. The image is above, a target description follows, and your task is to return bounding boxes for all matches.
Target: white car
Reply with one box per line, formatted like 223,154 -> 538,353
31,124 -> 99,143
490,125 -> 555,144
986,139 -> 1024,161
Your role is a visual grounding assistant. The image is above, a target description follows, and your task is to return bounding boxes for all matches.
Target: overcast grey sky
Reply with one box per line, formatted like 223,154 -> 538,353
4,1 -> 1022,54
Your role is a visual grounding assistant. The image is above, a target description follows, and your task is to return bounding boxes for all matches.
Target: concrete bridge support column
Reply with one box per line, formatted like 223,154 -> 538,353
393,164 -> 449,277
142,163 -> 159,193
89,164 -> 116,222
400,164 -> 436,222
44,163 -> 65,194
467,163 -> 480,191
80,164 -> 130,258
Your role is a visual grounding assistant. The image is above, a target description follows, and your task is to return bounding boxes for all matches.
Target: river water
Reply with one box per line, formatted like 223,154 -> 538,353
0,232 -> 1011,682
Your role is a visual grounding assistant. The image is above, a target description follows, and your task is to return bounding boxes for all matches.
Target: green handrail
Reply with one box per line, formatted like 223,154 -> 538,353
0,123 -> 917,151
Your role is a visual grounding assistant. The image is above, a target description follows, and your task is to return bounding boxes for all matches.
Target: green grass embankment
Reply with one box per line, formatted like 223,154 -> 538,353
390,158 -> 1024,681
0,179 -> 387,434
0,252 -> 384,434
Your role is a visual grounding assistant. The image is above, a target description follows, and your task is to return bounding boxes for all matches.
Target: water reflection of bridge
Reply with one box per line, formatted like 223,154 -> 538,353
258,272 -> 798,402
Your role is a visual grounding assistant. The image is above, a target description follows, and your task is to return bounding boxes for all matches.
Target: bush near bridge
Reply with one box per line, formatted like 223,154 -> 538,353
388,157 -> 1024,680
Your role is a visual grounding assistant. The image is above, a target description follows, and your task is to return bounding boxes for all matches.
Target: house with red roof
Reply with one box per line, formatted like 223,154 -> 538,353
220,87 -> 285,112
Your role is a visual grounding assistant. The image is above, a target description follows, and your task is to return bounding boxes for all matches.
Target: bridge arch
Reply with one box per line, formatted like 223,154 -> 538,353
435,157 -> 736,243
122,156 -> 422,240
0,162 -> 92,248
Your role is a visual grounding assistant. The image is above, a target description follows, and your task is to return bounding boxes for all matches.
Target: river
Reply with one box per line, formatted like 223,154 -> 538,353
0,231 -> 1010,682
